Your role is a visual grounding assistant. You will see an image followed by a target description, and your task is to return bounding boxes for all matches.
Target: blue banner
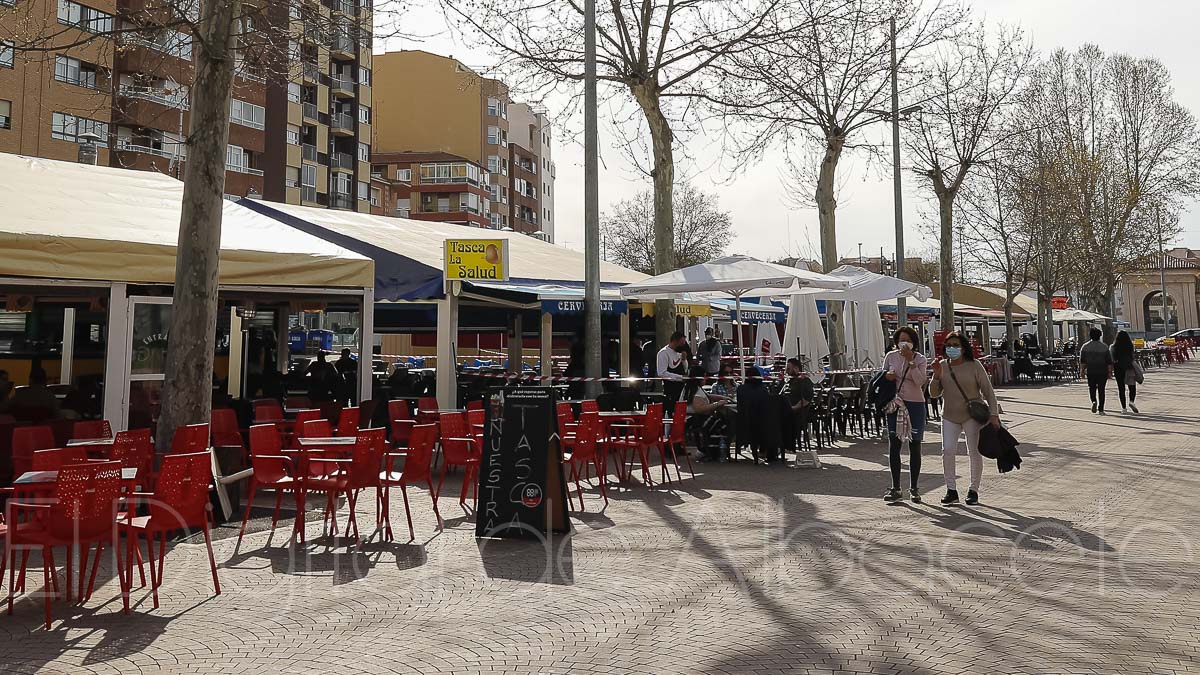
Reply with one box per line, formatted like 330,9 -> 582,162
541,299 -> 628,315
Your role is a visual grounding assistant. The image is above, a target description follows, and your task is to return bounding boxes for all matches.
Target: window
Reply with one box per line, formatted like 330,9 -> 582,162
0,100 -> 10,130
288,1 -> 300,18
57,0 -> 114,33
1,41 -> 12,69
301,163 -> 316,187
396,198 -> 410,217
287,39 -> 300,62
500,186 -> 508,204
460,192 -> 480,213
358,66 -> 371,86
436,197 -> 450,213
489,212 -> 501,228
230,99 -> 265,129
357,181 -> 368,201
285,166 -> 300,188
334,171 -> 351,195
487,97 -> 507,118
357,105 -> 370,124
487,125 -> 500,145
51,111 -> 107,145
287,82 -> 301,103
226,144 -> 248,171
286,124 -> 301,146
501,158 -> 508,176
357,142 -> 369,162
54,56 -> 97,88
487,155 -> 500,174
486,183 -> 498,201
370,187 -> 380,207
395,168 -> 411,182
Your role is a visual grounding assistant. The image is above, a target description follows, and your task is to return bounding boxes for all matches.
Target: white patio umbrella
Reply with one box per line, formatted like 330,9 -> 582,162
844,300 -> 887,369
783,294 -> 830,382
754,321 -> 782,365
621,255 -> 848,376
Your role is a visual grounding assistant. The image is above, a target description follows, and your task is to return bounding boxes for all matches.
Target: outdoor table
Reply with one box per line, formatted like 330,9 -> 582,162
67,436 -> 116,458
284,438 -> 356,544
66,437 -> 115,447
832,386 -> 860,398
14,467 -> 138,485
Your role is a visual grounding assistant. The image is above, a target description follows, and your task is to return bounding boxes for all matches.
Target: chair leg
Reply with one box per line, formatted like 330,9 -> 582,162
400,483 -> 415,542
203,517 -> 221,596
238,480 -> 258,545
84,541 -> 103,601
427,479 -> 443,531
271,489 -> 283,529
347,490 -> 361,545
6,545 -> 15,616
64,544 -> 72,602
78,542 -> 91,602
146,534 -> 160,610
42,547 -> 52,630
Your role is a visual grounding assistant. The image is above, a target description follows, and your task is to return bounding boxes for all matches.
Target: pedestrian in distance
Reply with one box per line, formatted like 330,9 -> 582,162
1079,327 -> 1113,414
657,331 -> 689,406
1111,330 -> 1140,414
929,332 -> 1000,506
881,326 -> 929,504
697,327 -> 723,377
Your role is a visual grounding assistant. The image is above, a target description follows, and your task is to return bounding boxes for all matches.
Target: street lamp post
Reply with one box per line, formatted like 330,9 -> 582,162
1156,206 -> 1172,337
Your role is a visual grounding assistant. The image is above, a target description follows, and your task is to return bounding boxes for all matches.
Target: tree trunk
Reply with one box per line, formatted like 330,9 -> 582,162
154,0 -> 239,453
632,84 -> 676,347
816,135 -> 846,370
937,191 -> 956,327
1003,272 -> 1016,360
1101,275 -> 1117,342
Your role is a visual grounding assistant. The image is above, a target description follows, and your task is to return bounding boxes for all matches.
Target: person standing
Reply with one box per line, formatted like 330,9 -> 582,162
1111,330 -> 1139,414
305,351 -> 339,403
697,327 -> 723,376
780,357 -> 814,459
1079,327 -> 1113,414
929,332 -> 1000,506
657,331 -> 688,405
881,326 -> 929,503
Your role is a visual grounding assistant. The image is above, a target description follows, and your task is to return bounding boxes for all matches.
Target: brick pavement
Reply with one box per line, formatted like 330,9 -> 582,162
1,363 -> 1199,674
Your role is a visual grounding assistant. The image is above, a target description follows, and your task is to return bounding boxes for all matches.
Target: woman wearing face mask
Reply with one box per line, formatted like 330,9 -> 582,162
929,332 -> 1000,505
881,326 -> 929,503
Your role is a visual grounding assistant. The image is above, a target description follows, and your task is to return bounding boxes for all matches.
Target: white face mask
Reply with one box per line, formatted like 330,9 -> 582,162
899,341 -> 913,351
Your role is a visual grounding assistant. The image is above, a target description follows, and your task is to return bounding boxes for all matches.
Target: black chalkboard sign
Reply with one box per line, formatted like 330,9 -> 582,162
475,387 -> 570,539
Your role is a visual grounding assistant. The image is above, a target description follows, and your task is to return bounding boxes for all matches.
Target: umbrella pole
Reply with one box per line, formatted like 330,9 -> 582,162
735,292 -> 745,379
851,300 -> 860,369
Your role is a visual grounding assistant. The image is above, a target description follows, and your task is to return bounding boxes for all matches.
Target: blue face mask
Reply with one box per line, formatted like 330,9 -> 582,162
945,346 -> 963,359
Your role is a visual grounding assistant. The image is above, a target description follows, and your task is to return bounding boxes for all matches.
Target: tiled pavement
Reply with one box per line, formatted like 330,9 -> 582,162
1,363 -> 1199,674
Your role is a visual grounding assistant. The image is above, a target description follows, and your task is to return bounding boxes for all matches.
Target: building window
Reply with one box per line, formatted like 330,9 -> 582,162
487,97 -> 507,118
437,196 -> 450,213
396,198 -> 410,217
487,125 -> 500,145
500,186 -> 508,204
334,171 -> 351,195
0,100 -> 10,129
396,168 -> 411,182
51,111 -> 107,145
358,66 -> 371,86
489,212 -> 501,228
286,124 -> 300,145
419,162 -> 479,184
357,181 -> 368,201
285,166 -> 300,187
54,56 -> 99,89
357,105 -> 370,124
226,144 -> 248,171
460,192 -> 480,214
487,155 -> 500,174
287,82 -> 301,103
301,163 -> 316,187
230,99 -> 265,129
357,142 -> 369,162
501,158 -> 508,176
288,1 -> 300,18
1,41 -> 13,69
57,0 -> 114,33
370,186 -> 380,207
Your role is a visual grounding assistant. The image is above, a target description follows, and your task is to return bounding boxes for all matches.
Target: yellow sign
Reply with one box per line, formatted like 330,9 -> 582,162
639,302 -> 712,317
1134,338 -> 1146,348
444,239 -> 509,281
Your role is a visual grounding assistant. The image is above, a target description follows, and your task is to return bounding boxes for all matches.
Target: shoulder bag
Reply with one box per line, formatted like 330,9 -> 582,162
947,363 -> 992,423
1130,360 -> 1145,385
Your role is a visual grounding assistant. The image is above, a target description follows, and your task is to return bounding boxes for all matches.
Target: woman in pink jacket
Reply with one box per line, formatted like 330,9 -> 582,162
882,326 -> 929,503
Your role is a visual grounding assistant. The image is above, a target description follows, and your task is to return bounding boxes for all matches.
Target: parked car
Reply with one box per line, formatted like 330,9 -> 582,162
1156,328 -> 1200,345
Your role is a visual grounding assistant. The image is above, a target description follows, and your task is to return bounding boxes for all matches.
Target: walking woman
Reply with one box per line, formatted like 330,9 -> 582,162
1111,330 -> 1140,413
929,332 -> 1000,505
882,326 -> 928,503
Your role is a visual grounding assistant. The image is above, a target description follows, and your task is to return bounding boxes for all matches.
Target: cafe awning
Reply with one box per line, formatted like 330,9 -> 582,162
238,200 -> 646,301
0,154 -> 373,289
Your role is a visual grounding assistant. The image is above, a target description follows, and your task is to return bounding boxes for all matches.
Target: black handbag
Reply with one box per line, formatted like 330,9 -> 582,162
947,364 -> 992,423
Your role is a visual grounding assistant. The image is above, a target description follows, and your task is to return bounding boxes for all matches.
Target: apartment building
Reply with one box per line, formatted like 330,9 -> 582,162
369,151 -> 490,228
0,0 -> 373,211
371,50 -> 556,239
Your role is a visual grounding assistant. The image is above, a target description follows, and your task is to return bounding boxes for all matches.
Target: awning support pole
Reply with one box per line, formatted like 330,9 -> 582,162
540,311 -> 553,383
619,310 -> 631,377
359,286 -> 375,404
735,292 -> 746,378
436,284 -> 459,407
103,283 -> 129,432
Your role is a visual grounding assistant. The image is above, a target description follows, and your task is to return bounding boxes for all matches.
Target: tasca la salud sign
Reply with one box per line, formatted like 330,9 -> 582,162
444,239 -> 509,281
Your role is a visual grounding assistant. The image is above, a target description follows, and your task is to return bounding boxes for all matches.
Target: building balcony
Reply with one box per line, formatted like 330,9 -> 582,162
331,193 -> 354,209
331,76 -> 355,98
302,143 -> 318,162
301,61 -> 321,83
330,35 -> 355,58
330,0 -> 356,16
114,141 -> 186,164
331,152 -> 354,169
301,102 -> 319,121
301,22 -> 322,44
301,185 -> 318,203
226,163 -> 264,176
330,112 -> 354,136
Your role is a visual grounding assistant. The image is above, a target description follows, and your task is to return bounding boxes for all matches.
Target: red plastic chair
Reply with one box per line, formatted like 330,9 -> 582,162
169,423 -> 209,454
299,418 -> 333,440
111,428 -> 155,490
436,412 -> 479,506
580,400 -> 599,415
284,395 -> 311,411
11,426 -> 55,479
72,420 -> 113,440
6,460 -> 126,628
210,408 -> 244,453
561,412 -> 607,511
336,428 -> 386,545
380,423 -> 441,539
667,401 -> 695,479
122,451 -> 220,610
556,402 -> 578,438
335,406 -> 360,437
416,396 -> 439,423
30,447 -> 89,471
607,403 -> 670,486
466,408 -> 485,452
238,424 -> 301,546
252,399 -> 283,421
387,399 -> 415,447
466,399 -> 484,411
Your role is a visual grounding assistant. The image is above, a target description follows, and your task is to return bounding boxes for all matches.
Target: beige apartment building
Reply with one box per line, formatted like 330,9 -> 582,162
371,50 -> 556,239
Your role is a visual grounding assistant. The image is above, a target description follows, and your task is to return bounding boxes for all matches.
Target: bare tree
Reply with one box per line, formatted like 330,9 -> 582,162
440,0 -> 808,344
601,183 -> 733,274
904,23 -> 1033,325
956,156 -> 1036,356
724,0 -> 963,367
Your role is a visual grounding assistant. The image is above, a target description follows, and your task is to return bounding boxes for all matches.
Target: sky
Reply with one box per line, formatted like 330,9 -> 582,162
381,0 -> 1200,261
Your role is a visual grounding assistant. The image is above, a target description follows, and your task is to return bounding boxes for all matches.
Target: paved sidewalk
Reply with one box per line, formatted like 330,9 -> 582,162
1,363 -> 1198,674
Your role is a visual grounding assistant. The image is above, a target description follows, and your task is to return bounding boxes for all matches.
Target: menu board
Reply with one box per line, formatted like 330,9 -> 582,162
475,387 -> 570,539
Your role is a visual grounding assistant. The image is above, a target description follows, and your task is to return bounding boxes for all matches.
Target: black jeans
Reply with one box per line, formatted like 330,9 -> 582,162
1086,369 -> 1108,410
1114,368 -> 1137,408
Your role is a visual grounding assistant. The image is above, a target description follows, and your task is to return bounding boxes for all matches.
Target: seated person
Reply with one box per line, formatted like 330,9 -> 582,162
778,357 -> 814,452
684,366 -> 731,462
2,368 -> 61,421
